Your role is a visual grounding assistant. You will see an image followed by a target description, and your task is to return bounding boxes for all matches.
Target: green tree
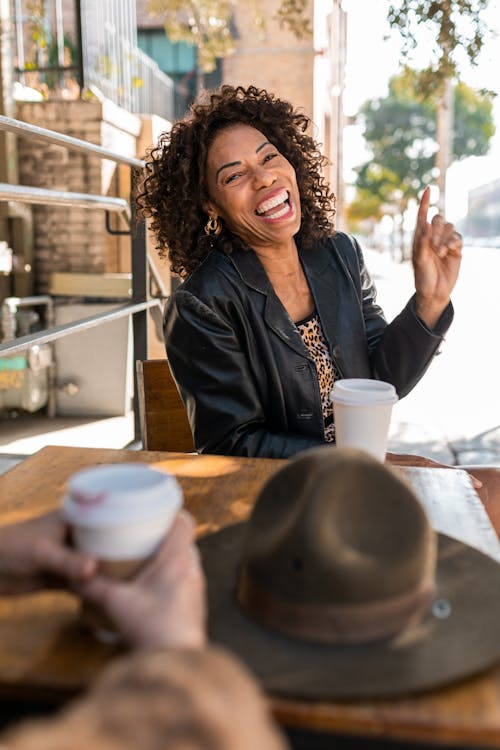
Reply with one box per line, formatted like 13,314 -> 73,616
386,1 -> 492,208
387,0 -> 489,88
146,0 -> 311,76
345,185 -> 388,235
350,69 -> 494,253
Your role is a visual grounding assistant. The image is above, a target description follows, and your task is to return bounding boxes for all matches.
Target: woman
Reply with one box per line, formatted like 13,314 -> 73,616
137,85 -> 462,458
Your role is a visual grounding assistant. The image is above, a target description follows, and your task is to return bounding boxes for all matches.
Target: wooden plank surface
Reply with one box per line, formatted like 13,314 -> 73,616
0,446 -> 283,698
0,445 -> 281,531
1,446 -> 500,747
398,466 -> 500,562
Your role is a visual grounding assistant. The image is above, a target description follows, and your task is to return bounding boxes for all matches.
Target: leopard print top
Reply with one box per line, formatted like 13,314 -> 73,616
296,312 -> 339,442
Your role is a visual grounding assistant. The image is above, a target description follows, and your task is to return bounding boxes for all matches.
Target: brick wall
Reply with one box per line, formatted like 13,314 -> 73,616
16,100 -> 141,293
136,0 -> 161,29
136,0 -> 314,118
223,0 -> 315,120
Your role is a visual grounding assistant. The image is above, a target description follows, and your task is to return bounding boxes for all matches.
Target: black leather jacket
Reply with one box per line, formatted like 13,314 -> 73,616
164,233 -> 453,458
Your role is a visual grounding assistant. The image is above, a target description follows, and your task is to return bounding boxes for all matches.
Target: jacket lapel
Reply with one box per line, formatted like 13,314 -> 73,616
219,235 -> 370,378
226,246 -> 311,359
300,237 -> 354,374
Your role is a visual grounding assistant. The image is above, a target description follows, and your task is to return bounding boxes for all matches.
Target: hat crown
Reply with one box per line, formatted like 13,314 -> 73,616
238,448 -> 436,643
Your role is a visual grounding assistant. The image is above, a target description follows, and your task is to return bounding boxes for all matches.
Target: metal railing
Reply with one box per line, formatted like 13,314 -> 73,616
0,183 -> 130,217
0,113 -> 166,442
132,45 -> 175,122
81,27 -> 175,121
0,115 -> 144,167
12,0 -> 175,122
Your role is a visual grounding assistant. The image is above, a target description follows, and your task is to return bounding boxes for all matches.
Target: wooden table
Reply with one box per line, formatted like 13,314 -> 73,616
1,445 -> 500,748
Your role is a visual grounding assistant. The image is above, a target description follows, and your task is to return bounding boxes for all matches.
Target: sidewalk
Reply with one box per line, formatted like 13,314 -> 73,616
1,245 -> 499,475
0,412 -> 135,476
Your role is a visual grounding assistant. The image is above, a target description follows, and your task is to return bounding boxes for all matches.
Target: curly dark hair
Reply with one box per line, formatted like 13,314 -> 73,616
136,85 -> 336,278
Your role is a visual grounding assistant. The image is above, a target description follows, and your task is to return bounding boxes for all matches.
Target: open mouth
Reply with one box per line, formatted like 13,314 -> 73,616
254,189 -> 291,220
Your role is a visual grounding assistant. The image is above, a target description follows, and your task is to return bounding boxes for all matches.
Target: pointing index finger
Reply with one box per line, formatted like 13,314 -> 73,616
417,186 -> 430,227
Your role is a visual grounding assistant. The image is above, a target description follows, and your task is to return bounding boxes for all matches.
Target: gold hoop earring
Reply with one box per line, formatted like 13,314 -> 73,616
205,215 -> 222,236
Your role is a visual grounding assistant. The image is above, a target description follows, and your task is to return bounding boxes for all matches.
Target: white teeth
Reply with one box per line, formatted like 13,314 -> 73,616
266,203 -> 290,219
256,190 -> 288,214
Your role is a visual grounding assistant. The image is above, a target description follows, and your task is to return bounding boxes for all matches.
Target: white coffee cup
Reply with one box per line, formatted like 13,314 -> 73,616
331,379 -> 398,462
63,463 -> 183,560
63,463 -> 183,641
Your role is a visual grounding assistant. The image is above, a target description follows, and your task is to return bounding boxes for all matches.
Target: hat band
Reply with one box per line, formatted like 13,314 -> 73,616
237,570 -> 436,644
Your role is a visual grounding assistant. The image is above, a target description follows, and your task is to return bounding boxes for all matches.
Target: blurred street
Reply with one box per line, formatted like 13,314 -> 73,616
366,244 -> 500,466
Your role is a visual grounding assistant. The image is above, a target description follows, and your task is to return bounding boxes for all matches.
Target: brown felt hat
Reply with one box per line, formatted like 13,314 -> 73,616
198,447 -> 500,700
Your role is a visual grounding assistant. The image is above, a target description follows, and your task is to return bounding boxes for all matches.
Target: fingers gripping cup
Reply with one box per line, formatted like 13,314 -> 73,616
331,379 -> 398,462
63,463 -> 183,640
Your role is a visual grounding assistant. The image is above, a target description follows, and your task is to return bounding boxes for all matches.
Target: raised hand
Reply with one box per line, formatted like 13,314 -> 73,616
412,186 -> 462,330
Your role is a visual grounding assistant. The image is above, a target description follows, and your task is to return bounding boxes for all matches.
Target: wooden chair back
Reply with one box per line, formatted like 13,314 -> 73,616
136,359 -> 195,452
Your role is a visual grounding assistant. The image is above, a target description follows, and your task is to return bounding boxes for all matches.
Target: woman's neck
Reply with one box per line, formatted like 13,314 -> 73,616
253,239 -> 301,283
253,241 -> 315,322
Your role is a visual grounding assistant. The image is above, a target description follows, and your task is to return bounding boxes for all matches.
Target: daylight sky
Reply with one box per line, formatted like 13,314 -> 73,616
342,0 -> 500,219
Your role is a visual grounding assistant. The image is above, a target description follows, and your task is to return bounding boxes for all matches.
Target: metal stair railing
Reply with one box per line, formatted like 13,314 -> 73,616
0,113 -> 165,442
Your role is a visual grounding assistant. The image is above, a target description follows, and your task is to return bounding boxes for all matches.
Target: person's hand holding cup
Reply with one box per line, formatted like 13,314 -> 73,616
63,463 -> 204,649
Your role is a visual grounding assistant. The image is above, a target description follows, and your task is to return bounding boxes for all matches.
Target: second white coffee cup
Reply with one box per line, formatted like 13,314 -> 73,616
331,379 -> 398,462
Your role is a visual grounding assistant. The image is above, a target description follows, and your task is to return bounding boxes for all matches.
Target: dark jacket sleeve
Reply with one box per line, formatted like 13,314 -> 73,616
371,294 -> 453,397
164,290 -> 323,458
348,235 -> 453,398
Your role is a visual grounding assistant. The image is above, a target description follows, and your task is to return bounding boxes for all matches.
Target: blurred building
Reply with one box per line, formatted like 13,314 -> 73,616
135,1 -> 221,119
4,0 -> 173,295
465,178 -> 500,242
135,0 -> 346,212
222,0 -> 314,118
1,0 -> 174,418
313,0 -> 346,221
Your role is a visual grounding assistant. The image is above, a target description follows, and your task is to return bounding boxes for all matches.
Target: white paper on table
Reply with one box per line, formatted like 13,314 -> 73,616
397,466 -> 500,563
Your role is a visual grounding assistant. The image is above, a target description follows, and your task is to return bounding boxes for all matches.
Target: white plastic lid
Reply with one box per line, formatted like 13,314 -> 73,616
331,378 -> 398,406
62,463 -> 183,528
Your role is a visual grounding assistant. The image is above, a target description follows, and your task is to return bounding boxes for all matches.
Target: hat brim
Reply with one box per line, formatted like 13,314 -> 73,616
199,523 -> 500,700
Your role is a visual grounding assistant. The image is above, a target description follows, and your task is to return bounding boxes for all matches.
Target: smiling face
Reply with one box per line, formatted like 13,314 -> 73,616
204,124 -> 302,253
